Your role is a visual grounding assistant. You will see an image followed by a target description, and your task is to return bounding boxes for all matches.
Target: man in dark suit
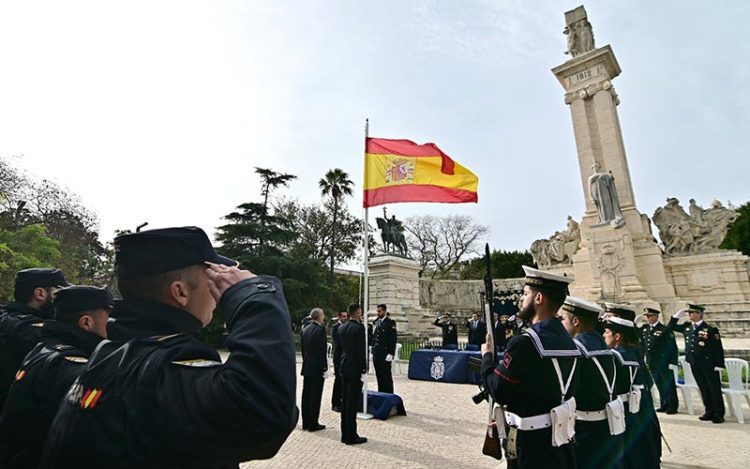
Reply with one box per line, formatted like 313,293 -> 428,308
641,307 -> 679,414
301,308 -> 328,431
668,304 -> 726,423
433,314 -> 458,349
330,311 -> 348,412
465,313 -> 487,347
338,303 -> 367,445
372,304 -> 397,394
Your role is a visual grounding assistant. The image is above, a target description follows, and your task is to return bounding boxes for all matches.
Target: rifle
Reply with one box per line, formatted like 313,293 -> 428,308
480,243 -> 503,460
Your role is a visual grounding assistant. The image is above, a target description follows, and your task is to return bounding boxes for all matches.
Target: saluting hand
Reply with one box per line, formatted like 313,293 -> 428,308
206,264 -> 256,301
672,309 -> 688,319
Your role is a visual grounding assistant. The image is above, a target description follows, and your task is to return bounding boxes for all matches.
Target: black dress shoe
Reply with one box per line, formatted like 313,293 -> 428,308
666,409 -> 678,415
344,436 -> 367,445
656,408 -> 666,413
699,414 -> 713,421
712,417 -> 724,424
309,424 -> 326,432
331,406 -> 341,412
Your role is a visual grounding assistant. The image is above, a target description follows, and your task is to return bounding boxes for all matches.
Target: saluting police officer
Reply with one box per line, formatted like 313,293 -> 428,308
668,304 -> 725,423
0,268 -> 70,410
640,307 -> 679,414
39,226 -> 298,468
0,285 -> 112,468
559,297 -> 624,469
433,313 -> 458,349
372,304 -> 397,394
481,267 -> 580,469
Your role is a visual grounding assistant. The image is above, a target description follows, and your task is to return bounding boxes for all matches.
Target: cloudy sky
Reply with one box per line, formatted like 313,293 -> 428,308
0,1 -> 747,261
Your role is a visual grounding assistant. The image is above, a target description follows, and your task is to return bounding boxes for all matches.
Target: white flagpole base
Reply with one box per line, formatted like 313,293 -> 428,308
357,412 -> 374,420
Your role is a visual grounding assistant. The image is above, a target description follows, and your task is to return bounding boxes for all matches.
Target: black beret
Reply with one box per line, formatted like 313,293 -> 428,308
114,226 -> 237,278
15,268 -> 70,289
53,286 -> 114,317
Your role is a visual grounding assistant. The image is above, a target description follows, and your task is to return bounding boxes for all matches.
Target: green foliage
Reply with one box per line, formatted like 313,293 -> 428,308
721,202 -> 750,256
460,249 -> 536,279
0,224 -> 61,300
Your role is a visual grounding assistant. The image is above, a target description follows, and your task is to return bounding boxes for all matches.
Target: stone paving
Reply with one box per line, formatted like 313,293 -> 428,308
242,359 -> 750,469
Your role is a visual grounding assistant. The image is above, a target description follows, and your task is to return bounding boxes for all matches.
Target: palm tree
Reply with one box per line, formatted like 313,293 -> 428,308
319,168 -> 353,286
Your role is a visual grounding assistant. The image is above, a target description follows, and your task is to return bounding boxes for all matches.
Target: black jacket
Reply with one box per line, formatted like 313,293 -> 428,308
640,322 -> 678,372
0,320 -> 104,468
667,318 -> 725,369
301,322 -> 327,377
0,302 -> 50,409
39,276 -> 298,469
466,319 -> 487,346
371,316 -> 397,360
338,319 -> 366,379
331,321 -> 344,372
433,318 -> 458,346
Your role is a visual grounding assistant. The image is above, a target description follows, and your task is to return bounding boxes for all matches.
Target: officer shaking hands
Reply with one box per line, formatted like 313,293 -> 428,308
39,226 -> 298,468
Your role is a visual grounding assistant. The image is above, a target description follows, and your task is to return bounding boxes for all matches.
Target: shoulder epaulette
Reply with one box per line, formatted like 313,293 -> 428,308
171,358 -> 222,368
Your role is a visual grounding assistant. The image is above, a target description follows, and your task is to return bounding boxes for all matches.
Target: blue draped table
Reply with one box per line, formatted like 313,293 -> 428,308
408,349 -> 482,384
357,390 -> 407,420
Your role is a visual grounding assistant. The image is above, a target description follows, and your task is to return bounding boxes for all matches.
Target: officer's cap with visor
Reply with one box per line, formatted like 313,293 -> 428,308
14,268 -> 70,290
114,226 -> 238,279
562,296 -> 603,319
53,286 -> 115,317
522,265 -> 572,295
644,307 -> 661,316
603,302 -> 637,322
686,303 -> 706,314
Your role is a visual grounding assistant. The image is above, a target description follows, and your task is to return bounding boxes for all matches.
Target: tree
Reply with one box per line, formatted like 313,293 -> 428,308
721,201 -> 750,256
403,214 -> 489,277
460,249 -> 536,280
0,224 -> 61,301
318,169 -> 353,286
254,167 -> 296,248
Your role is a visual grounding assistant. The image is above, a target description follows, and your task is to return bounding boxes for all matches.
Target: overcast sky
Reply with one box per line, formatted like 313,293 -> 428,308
1,1 -> 748,262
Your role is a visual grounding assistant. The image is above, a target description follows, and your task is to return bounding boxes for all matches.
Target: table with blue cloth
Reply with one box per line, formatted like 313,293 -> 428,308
357,390 -> 407,420
408,349 -> 483,384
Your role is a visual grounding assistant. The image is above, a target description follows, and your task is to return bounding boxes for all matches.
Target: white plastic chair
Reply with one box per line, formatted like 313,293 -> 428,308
393,343 -> 404,375
722,358 -> 750,424
674,356 -> 700,415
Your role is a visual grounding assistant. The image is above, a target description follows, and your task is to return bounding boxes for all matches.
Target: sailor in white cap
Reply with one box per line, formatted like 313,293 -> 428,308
603,315 -> 662,469
560,297 -> 624,469
480,266 -> 580,468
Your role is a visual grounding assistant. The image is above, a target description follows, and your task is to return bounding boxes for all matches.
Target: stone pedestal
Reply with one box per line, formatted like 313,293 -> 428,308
368,255 -> 421,333
663,250 -> 750,303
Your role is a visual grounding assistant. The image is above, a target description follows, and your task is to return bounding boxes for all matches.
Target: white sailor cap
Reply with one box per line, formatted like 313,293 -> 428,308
604,315 -> 636,334
522,266 -> 572,294
602,302 -> 636,321
561,296 -> 603,318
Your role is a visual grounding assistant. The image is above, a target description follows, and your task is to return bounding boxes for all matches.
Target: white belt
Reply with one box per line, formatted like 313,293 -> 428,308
505,411 -> 552,431
576,409 -> 607,422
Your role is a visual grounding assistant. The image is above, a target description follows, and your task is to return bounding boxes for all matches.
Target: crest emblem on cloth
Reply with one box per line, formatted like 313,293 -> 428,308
430,356 -> 445,380
385,158 -> 415,185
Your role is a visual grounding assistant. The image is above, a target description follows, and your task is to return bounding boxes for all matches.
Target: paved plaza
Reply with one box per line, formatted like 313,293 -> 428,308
242,358 -> 750,469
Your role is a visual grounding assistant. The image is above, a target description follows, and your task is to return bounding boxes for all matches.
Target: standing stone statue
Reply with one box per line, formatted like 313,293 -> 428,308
564,6 -> 596,57
588,162 -> 624,228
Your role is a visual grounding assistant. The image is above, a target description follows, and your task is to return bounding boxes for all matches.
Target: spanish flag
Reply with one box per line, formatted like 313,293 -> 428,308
363,138 -> 478,208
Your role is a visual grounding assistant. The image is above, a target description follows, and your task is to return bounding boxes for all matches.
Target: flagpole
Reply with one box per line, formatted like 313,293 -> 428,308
358,118 -> 373,420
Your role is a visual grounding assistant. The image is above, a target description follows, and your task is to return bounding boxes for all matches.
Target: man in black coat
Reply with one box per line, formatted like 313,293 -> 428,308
338,303 -> 367,445
39,226 -> 298,468
433,314 -> 458,349
640,307 -> 679,414
668,304 -> 725,423
372,304 -> 397,394
0,285 -> 112,468
0,268 -> 70,410
492,312 -> 515,353
300,308 -> 327,431
330,311 -> 348,412
466,313 -> 487,347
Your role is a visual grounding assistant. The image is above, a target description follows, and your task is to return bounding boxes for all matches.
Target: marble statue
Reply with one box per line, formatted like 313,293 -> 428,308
530,216 -> 582,267
588,162 -> 625,228
652,197 -> 739,255
564,6 -> 595,57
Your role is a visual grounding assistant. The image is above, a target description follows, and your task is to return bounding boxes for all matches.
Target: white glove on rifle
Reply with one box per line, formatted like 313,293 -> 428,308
714,367 -> 723,372
668,364 -> 678,371
323,370 -> 330,379
385,354 -> 393,362
360,374 -> 366,383
672,309 -> 688,319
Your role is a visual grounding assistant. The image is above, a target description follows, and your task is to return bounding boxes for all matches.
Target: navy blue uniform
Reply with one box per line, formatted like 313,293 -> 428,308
338,318 -> 367,443
39,276 -> 298,469
640,322 -> 679,412
433,318 -> 458,348
301,322 -> 327,429
331,321 -> 344,409
372,316 -> 397,393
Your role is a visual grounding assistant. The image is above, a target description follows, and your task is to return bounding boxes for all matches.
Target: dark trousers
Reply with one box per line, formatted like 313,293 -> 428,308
331,369 -> 343,409
340,377 -> 363,443
373,358 -> 393,394
692,364 -> 725,418
301,375 -> 324,429
653,367 -> 678,411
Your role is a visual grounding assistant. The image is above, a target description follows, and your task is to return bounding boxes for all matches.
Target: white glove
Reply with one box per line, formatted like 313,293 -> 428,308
672,309 -> 688,319
385,354 -> 393,362
668,364 -> 678,371
714,367 -> 723,372
323,370 -> 330,379
360,374 -> 366,383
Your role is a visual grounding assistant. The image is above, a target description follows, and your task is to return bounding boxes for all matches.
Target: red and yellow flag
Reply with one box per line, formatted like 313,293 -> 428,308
363,138 -> 478,208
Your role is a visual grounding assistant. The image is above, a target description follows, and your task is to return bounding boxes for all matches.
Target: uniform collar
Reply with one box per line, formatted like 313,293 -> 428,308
108,299 -> 203,340
693,320 -> 704,328
3,301 -> 49,319
650,321 -> 661,328
41,319 -> 104,356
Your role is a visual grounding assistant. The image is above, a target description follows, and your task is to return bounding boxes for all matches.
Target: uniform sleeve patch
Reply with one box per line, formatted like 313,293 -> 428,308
171,359 -> 222,368
502,352 -> 513,369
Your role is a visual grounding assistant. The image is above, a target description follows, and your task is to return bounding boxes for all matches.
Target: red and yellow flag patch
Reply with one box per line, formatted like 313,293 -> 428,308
15,370 -> 26,381
80,388 -> 103,409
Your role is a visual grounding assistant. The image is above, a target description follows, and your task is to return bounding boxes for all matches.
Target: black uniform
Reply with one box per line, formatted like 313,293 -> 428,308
668,318 -> 725,420
640,322 -> 678,412
39,277 -> 298,469
492,317 -> 515,353
481,318 -> 580,468
338,318 -> 366,444
612,346 -> 661,469
0,301 -> 50,410
331,320 -> 344,410
573,332 -> 624,469
372,316 -> 397,394
466,318 -> 487,346
433,318 -> 458,348
0,320 -> 104,468
300,321 -> 327,429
